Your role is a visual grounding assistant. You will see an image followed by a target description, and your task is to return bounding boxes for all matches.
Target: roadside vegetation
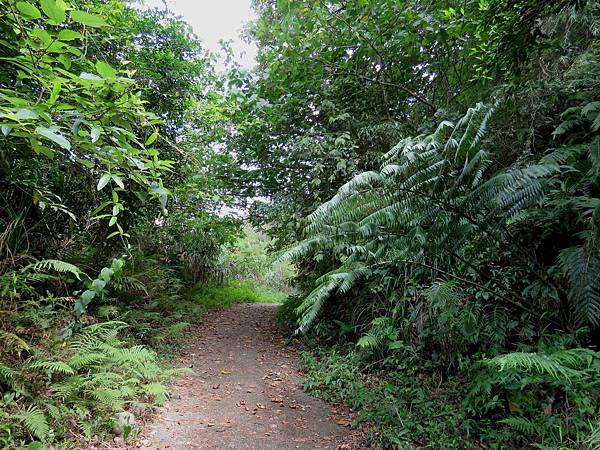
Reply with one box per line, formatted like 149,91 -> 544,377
238,1 -> 600,449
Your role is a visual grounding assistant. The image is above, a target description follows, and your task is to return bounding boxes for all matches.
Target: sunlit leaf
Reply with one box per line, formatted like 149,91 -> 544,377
96,61 -> 117,79
57,29 -> 82,41
97,173 -> 111,191
35,126 -> 70,150
111,174 -> 125,189
16,109 -> 39,120
16,2 -> 41,20
90,126 -> 101,143
40,0 -> 66,24
79,72 -> 103,81
145,130 -> 158,145
71,10 -> 108,27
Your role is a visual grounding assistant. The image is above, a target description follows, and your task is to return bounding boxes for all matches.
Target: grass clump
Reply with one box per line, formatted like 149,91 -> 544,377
190,281 -> 287,309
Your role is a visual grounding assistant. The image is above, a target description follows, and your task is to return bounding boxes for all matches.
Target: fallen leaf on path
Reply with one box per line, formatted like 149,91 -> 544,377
335,418 -> 352,427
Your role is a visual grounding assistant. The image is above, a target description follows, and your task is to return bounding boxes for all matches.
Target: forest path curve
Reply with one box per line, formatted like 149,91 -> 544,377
134,303 -> 362,450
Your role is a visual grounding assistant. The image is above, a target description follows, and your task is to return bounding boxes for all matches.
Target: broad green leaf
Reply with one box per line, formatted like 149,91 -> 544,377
16,109 -> 39,120
30,138 -> 55,158
16,2 -> 41,20
57,29 -> 82,41
40,0 -> 66,24
109,216 -> 118,226
1,125 -> 13,136
79,72 -> 103,81
76,158 -> 95,169
58,54 -> 72,69
48,79 -> 61,105
67,46 -> 83,57
145,130 -> 158,145
159,194 -> 167,210
30,28 -> 52,46
80,289 -> 95,305
90,126 -> 101,142
74,301 -> 84,317
111,174 -> 125,189
111,258 -> 124,271
46,41 -> 67,53
91,279 -> 106,292
96,61 -> 117,79
70,10 -> 108,27
91,200 -> 111,215
100,267 -> 114,281
35,126 -> 70,150
97,174 -> 111,191
112,204 -> 120,216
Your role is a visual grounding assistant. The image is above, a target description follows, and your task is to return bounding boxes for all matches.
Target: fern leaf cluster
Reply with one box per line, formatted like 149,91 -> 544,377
1,319 -> 174,445
284,100 -> 600,333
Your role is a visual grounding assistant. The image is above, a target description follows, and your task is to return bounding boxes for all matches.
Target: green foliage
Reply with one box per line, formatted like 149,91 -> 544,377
14,406 -> 49,442
489,349 -> 597,382
218,225 -> 296,292
75,257 -> 124,317
302,347 -> 477,449
2,0 -> 599,448
0,2 -> 241,448
0,0 -> 172,236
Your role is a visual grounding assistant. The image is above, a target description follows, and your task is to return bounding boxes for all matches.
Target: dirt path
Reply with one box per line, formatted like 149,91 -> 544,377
135,304 -> 365,450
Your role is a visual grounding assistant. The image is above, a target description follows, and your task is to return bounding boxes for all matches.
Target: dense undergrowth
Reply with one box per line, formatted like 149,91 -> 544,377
299,344 -> 600,449
0,253 -> 283,449
252,1 -> 600,448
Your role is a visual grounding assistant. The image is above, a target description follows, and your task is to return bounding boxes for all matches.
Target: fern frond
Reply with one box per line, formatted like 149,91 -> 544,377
489,349 -> 595,382
0,330 -> 30,351
500,416 -> 539,435
68,352 -> 107,369
26,360 -> 75,376
143,382 -> 168,405
15,405 -> 49,440
24,259 -> 82,280
558,244 -> 600,327
0,361 -> 18,387
92,388 -> 125,411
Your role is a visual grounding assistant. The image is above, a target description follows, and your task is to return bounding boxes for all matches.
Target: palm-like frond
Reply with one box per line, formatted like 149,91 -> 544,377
284,99 -> 600,332
558,244 -> 600,327
24,259 -> 82,280
489,348 -> 596,382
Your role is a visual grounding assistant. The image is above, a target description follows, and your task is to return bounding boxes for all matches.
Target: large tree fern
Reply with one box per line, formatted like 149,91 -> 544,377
282,101 -> 599,332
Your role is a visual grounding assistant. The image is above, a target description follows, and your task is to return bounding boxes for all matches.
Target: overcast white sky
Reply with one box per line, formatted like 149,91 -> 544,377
135,0 -> 258,69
